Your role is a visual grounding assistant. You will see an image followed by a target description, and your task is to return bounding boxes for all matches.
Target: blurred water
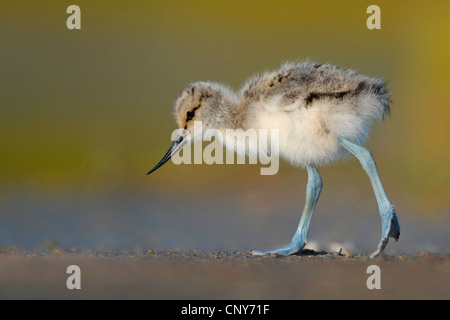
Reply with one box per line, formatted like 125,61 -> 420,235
1,190 -> 448,255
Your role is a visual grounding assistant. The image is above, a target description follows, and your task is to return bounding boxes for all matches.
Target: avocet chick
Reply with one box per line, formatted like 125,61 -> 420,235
147,61 -> 400,258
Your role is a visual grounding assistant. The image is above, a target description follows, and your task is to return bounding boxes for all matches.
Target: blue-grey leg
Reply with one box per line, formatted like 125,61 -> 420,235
252,165 -> 322,256
338,138 -> 400,258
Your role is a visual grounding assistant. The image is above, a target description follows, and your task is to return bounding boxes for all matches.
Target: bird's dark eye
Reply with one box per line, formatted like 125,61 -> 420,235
186,109 -> 196,121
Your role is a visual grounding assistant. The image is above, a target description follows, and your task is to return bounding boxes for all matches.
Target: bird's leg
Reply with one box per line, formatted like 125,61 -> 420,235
338,138 -> 400,258
252,165 -> 322,256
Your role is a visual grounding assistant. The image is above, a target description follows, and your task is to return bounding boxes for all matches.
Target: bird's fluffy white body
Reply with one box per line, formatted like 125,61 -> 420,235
248,93 -> 386,166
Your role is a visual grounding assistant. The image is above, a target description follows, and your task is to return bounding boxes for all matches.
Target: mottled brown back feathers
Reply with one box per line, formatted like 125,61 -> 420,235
240,62 -> 390,116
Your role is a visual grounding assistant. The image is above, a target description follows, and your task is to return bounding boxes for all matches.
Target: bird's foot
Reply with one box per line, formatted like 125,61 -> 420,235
251,240 -> 305,256
370,205 -> 400,259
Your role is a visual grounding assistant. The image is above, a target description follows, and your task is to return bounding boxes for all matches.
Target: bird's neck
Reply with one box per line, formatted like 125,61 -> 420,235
208,93 -> 242,132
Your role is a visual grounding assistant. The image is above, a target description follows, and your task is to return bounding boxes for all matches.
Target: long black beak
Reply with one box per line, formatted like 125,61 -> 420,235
146,134 -> 187,175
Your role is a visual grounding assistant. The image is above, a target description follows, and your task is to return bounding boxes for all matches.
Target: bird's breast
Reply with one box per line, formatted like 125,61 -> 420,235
248,103 -> 350,166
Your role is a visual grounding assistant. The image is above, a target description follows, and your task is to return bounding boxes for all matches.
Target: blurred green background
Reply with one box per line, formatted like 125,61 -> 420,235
0,0 -> 449,250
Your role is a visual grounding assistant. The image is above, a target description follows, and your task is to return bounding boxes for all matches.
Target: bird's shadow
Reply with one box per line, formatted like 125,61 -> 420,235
293,249 -> 329,256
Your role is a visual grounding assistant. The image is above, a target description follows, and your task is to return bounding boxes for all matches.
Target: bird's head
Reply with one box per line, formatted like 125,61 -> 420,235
147,81 -> 237,175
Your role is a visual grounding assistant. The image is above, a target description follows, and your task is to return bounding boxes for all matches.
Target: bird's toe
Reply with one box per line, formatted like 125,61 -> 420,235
369,238 -> 388,259
251,241 -> 304,256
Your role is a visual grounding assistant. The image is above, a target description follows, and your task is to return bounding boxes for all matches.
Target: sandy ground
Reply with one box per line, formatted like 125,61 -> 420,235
0,249 -> 448,299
